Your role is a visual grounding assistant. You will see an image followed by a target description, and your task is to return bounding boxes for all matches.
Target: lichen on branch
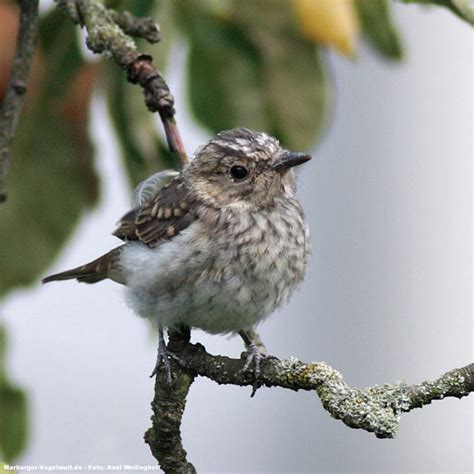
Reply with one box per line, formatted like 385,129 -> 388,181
55,0 -> 188,167
141,338 -> 473,472
165,342 -> 474,437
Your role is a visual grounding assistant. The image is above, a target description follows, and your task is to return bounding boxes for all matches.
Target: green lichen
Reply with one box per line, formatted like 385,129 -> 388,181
273,358 -> 413,438
81,2 -> 137,61
410,368 -> 470,409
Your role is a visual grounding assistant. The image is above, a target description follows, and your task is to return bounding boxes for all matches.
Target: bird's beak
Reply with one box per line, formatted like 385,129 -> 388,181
272,152 -> 312,172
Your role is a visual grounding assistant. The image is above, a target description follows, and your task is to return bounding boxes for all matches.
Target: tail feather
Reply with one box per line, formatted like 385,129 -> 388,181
42,246 -> 125,285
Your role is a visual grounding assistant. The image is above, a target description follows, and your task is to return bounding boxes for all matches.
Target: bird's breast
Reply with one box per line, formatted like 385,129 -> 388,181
207,198 -> 310,292
122,197 -> 310,333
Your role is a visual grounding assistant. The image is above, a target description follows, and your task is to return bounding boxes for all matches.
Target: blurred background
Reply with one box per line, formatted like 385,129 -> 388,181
0,0 -> 472,472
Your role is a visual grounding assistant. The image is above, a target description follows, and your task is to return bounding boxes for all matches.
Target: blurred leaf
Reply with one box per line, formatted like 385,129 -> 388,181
106,0 -> 177,186
177,0 -> 330,150
0,385 -> 27,463
106,69 -> 164,185
451,0 -> 474,24
179,4 -> 267,132
0,327 -> 5,385
292,0 -> 360,56
356,0 -> 403,60
400,0 -> 474,25
0,326 -> 28,463
150,0 -> 176,72
0,9 -> 99,296
233,1 -> 330,149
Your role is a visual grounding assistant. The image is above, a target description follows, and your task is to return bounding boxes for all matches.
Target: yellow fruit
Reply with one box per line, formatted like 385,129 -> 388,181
292,0 -> 360,56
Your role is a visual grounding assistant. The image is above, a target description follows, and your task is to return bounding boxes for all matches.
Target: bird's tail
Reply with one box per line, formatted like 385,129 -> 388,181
42,246 -> 125,285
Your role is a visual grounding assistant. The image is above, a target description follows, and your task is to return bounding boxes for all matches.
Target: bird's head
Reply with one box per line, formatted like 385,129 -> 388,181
184,128 -> 312,209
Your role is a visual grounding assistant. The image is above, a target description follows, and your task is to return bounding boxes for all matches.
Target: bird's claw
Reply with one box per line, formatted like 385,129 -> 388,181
242,344 -> 266,397
150,330 -> 186,384
150,344 -> 173,383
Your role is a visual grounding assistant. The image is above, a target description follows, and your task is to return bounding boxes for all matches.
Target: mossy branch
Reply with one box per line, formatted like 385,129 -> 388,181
145,331 -> 197,474
143,337 -> 472,472
171,342 -> 474,433
109,10 -> 161,43
55,0 -> 188,168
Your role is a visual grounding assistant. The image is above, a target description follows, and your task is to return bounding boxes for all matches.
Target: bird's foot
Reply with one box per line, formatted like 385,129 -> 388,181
242,343 -> 267,397
150,330 -> 187,384
150,341 -> 172,383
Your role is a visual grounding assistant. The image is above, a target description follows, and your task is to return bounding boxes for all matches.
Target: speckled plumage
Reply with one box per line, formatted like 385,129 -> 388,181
121,192 -> 309,334
44,128 -> 311,337
120,128 -> 311,334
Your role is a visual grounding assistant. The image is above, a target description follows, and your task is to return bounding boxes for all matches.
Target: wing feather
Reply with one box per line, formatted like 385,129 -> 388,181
113,175 -> 197,247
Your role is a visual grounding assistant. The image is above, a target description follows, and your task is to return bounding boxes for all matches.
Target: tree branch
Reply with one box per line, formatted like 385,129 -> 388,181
109,10 -> 161,44
55,0 -> 189,168
0,0 -> 39,203
144,371 -> 196,474
144,331 -> 197,474
143,338 -> 473,471
168,342 -> 473,438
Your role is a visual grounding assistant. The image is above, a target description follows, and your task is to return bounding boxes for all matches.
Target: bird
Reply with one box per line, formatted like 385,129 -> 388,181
43,128 -> 312,392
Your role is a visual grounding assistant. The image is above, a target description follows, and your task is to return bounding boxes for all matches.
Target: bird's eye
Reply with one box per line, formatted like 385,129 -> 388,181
230,165 -> 249,181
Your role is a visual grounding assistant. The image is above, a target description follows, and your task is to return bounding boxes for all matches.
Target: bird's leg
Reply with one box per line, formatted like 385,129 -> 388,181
150,327 -> 172,383
167,325 -> 190,367
239,329 -> 267,397
245,328 -> 268,356
150,326 -> 190,383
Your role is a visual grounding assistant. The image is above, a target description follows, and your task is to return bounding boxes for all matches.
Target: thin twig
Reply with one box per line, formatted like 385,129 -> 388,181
0,0 -> 40,203
56,0 -> 189,167
109,10 -> 161,43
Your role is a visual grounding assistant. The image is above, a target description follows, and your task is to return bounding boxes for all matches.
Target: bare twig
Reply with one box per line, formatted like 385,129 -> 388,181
0,0 -> 39,203
56,0 -> 189,168
109,10 -> 161,43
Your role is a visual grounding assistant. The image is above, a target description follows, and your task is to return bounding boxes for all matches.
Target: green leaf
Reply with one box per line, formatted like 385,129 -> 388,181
0,328 -> 5,385
400,0 -> 474,26
120,0 -> 156,18
451,0 -> 474,24
177,0 -> 329,150
356,0 -> 403,60
0,9 -> 99,296
106,67 -> 164,185
182,7 -> 267,132
235,1 -> 330,150
0,386 -> 27,463
0,326 -> 28,463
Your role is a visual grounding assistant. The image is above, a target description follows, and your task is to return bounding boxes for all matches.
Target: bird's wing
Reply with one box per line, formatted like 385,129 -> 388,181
113,175 -> 198,247
132,169 -> 179,206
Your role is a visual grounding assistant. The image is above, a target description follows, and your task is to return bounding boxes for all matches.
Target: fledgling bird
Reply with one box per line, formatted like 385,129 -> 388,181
43,128 -> 312,389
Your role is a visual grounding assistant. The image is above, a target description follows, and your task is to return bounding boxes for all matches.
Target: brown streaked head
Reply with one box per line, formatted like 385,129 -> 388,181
184,128 -> 312,208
